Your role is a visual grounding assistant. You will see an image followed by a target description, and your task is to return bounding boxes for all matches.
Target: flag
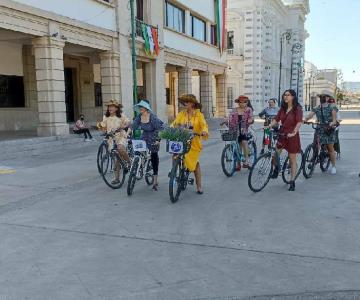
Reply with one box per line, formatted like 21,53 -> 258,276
147,25 -> 155,54
151,27 -> 160,55
215,0 -> 227,53
141,24 -> 151,55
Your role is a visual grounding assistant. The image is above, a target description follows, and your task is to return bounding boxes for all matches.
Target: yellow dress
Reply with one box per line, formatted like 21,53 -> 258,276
171,110 -> 209,172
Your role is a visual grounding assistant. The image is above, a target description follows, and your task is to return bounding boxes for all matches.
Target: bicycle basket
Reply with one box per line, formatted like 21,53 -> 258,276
166,140 -> 191,154
220,129 -> 238,141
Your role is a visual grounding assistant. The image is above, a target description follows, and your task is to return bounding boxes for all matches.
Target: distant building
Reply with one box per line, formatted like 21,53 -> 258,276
342,82 -> 360,93
226,0 -> 309,113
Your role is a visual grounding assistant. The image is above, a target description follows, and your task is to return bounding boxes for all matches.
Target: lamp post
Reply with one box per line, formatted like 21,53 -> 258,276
296,62 -> 305,99
278,30 -> 292,106
290,43 -> 302,88
130,0 -> 138,110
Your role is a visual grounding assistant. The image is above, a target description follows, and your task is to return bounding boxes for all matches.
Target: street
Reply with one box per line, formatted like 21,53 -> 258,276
1,111 -> 360,300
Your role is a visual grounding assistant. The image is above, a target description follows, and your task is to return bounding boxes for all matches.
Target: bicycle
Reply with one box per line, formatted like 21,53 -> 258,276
126,139 -> 155,196
248,129 -> 304,193
219,127 -> 257,177
99,130 -> 133,189
302,122 -> 332,178
166,132 -> 200,203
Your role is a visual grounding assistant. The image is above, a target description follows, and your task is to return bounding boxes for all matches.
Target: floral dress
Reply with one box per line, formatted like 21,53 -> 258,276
312,104 -> 338,145
131,113 -> 165,153
99,114 -> 130,146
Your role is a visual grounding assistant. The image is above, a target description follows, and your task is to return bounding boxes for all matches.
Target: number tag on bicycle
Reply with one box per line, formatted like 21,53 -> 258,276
132,140 -> 147,152
168,141 -> 184,154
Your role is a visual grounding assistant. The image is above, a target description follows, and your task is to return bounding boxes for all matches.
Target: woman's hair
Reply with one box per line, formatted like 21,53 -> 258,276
247,99 -> 254,111
280,89 -> 301,112
105,105 -> 122,118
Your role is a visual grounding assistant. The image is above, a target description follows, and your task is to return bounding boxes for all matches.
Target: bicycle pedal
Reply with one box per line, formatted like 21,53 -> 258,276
188,178 -> 194,185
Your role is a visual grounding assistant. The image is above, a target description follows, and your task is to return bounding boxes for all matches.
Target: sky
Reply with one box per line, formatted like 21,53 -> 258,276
305,0 -> 360,82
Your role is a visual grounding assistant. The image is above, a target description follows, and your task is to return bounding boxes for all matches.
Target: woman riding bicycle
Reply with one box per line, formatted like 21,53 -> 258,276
328,96 -> 342,158
228,95 -> 254,170
171,94 -> 209,194
97,100 -> 131,184
258,98 -> 279,154
132,100 -> 165,191
268,89 -> 303,191
304,94 -> 338,175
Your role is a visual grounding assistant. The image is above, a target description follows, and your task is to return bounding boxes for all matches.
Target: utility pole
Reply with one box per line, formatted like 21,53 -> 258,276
130,0 -> 138,110
278,31 -> 292,106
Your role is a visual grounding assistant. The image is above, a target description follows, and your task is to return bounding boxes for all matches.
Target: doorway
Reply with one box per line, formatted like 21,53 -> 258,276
64,68 -> 76,122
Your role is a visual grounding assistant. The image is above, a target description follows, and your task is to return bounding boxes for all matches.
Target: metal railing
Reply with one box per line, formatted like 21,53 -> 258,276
136,18 -> 158,38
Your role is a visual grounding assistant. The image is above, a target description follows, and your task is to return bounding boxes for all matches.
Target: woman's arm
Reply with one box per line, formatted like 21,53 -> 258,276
198,112 -> 209,139
131,115 -> 141,131
258,109 -> 266,119
304,111 -> 316,122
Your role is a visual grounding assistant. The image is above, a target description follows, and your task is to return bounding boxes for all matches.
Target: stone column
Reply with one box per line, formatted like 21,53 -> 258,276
200,71 -> 213,119
32,37 -> 68,136
99,51 -> 121,114
145,57 -> 167,122
178,67 -> 193,96
22,45 -> 38,113
216,73 -> 227,118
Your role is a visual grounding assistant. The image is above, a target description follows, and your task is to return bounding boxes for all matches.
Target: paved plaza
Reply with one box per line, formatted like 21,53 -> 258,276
0,111 -> 360,300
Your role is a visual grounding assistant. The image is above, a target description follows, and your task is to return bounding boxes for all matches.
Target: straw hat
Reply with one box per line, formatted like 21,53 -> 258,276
179,94 -> 202,109
106,100 -> 122,108
235,95 -> 249,103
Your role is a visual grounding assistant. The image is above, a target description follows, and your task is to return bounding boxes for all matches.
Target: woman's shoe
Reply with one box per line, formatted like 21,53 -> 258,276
236,163 -> 241,172
288,181 -> 295,191
152,184 -> 158,191
196,189 -> 204,195
270,167 -> 279,179
111,179 -> 120,185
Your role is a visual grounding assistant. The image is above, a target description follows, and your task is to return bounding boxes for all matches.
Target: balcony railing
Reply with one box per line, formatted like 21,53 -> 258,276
136,18 -> 158,38
227,48 -> 244,58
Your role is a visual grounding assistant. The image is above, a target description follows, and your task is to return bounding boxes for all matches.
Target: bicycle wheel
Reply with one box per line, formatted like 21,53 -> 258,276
282,150 -> 304,184
221,144 -> 236,177
97,142 -> 108,174
145,160 -> 154,186
127,156 -> 140,196
248,141 -> 257,167
100,152 -> 126,189
169,159 -> 183,203
248,152 -> 273,193
303,144 -> 316,179
319,148 -> 331,172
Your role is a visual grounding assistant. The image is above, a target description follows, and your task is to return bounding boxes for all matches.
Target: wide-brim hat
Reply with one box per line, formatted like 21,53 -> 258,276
179,94 -> 202,109
106,100 -> 122,108
134,100 -> 152,112
318,93 -> 332,98
235,95 -> 249,103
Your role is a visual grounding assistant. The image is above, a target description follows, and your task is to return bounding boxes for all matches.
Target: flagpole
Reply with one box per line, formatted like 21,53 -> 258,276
130,0 -> 138,112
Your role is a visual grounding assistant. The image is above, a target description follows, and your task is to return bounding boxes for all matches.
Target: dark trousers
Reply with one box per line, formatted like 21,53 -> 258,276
73,129 -> 92,139
151,152 -> 159,176
334,130 -> 340,153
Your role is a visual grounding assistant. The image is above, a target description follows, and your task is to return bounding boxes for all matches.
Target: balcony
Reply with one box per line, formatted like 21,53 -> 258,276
227,48 -> 244,59
136,18 -> 158,38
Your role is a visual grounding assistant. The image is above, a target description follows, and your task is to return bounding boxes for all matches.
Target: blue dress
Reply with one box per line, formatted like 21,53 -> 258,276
131,113 -> 165,153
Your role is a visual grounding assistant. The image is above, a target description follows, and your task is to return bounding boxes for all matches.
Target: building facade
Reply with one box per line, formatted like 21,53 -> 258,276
226,0 -> 309,113
0,0 -> 227,136
303,62 -> 338,108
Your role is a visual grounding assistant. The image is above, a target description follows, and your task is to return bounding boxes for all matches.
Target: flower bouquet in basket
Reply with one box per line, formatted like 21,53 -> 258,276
159,127 -> 192,154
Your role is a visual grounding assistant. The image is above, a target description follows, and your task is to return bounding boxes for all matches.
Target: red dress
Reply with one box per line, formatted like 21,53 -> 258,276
275,106 -> 303,154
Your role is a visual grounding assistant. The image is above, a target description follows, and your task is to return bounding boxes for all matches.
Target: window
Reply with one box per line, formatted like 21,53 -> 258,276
227,87 -> 233,109
165,1 -> 185,33
191,15 -> 206,41
136,0 -> 144,21
227,31 -> 234,49
210,24 -> 217,46
0,75 -> 25,108
94,83 -> 102,107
